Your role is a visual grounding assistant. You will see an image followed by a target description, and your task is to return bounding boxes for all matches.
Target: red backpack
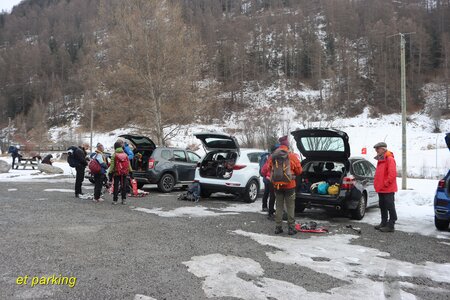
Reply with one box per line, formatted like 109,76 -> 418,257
88,155 -> 101,174
115,152 -> 130,175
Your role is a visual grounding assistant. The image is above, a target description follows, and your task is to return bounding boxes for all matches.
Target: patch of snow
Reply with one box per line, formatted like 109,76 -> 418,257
134,294 -> 157,300
0,157 -> 74,182
7,188 -> 17,191
233,230 -> 450,284
133,206 -> 239,218
43,189 -> 74,193
358,177 -> 450,239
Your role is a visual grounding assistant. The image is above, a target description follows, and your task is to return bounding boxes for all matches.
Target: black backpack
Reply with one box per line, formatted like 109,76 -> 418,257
67,147 -> 78,168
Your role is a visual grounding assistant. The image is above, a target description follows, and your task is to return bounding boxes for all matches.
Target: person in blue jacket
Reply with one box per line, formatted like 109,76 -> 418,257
8,145 -> 22,169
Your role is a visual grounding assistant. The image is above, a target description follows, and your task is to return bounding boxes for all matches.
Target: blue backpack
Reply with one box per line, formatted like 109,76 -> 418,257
259,153 -> 269,176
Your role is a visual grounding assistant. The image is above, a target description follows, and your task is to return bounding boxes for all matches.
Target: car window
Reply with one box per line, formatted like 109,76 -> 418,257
247,152 -> 265,163
364,161 -> 376,177
187,151 -> 200,163
352,162 -> 366,177
173,150 -> 187,162
300,137 -> 345,152
360,162 -> 372,177
161,150 -> 172,160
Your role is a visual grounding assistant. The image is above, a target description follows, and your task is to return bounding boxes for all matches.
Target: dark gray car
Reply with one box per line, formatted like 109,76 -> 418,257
120,134 -> 200,192
291,128 -> 378,220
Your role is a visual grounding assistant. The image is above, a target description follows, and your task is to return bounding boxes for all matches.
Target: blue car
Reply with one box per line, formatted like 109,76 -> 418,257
434,133 -> 450,231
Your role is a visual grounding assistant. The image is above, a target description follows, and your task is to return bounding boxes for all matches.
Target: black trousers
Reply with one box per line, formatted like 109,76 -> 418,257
75,166 -> 85,195
94,173 -> 105,200
113,175 -> 128,201
378,192 -> 397,226
262,181 -> 276,214
12,156 -> 17,169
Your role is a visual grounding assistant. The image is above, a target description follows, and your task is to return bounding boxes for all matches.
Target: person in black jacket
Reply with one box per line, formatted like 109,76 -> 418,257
41,154 -> 53,165
68,143 -> 89,198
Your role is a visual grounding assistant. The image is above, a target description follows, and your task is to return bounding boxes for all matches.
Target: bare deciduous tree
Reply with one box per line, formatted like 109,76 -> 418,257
101,0 -> 202,145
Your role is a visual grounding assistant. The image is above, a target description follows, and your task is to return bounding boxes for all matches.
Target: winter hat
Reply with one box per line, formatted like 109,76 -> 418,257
373,142 -> 387,149
278,136 -> 289,147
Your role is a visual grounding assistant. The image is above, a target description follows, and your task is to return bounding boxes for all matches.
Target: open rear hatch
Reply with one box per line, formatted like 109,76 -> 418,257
291,128 -> 350,162
194,132 -> 240,179
194,132 -> 240,154
119,134 -> 156,171
119,134 -> 156,150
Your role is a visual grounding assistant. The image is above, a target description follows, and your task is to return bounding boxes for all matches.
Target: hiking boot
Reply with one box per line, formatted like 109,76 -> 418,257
267,214 -> 275,221
121,199 -> 127,205
379,225 -> 394,232
275,226 -> 283,234
374,223 -> 387,230
288,226 -> 297,235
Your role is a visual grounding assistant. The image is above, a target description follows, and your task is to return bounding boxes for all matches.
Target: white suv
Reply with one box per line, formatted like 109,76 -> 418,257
194,132 -> 267,202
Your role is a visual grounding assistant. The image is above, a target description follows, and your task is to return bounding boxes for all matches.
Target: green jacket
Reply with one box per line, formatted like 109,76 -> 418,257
108,148 -> 133,175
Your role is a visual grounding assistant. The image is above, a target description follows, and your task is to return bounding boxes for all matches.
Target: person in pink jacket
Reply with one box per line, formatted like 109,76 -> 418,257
373,142 -> 398,232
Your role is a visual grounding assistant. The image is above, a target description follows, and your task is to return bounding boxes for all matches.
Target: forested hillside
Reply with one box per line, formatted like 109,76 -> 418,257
0,0 -> 449,146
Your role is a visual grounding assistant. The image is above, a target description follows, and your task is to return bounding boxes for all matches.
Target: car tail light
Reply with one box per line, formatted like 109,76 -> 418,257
341,176 -> 355,190
233,164 -> 246,170
438,179 -> 446,189
148,158 -> 155,169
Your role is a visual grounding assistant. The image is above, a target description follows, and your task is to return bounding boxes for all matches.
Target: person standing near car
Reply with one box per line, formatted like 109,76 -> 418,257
265,136 -> 302,235
261,144 -> 279,220
108,141 -> 133,205
92,143 -> 108,203
373,142 -> 398,232
67,143 -> 89,198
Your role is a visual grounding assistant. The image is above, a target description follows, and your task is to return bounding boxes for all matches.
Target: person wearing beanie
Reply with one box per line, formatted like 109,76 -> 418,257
373,142 -> 398,232
92,143 -> 108,203
263,136 -> 302,235
278,136 -> 289,147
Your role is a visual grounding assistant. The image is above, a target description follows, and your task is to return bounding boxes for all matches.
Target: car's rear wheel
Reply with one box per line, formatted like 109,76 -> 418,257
243,179 -> 259,203
435,216 -> 450,231
200,189 -> 211,198
351,194 -> 366,220
158,173 -> 175,193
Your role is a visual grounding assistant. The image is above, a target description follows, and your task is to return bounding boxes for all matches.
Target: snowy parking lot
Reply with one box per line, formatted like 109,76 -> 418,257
0,170 -> 449,299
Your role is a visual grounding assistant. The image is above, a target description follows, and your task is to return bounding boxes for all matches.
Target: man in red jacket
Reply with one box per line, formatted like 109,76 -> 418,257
373,142 -> 398,232
263,136 -> 302,235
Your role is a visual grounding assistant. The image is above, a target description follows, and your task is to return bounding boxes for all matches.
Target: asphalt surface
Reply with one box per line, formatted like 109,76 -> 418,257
0,181 -> 449,300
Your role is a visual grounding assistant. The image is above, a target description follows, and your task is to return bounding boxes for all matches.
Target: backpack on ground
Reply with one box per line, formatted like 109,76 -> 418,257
115,152 -> 130,175
178,182 -> 200,202
259,153 -> 269,176
88,155 -> 101,175
271,148 -> 293,188
67,148 -> 78,168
